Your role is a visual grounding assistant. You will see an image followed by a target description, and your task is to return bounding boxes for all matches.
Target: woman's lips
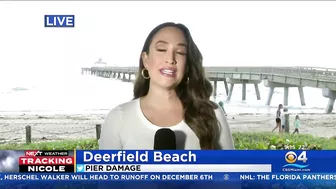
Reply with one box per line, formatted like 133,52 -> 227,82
159,68 -> 177,77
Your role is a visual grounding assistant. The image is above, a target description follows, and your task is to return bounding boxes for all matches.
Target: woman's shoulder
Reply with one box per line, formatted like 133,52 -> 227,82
105,99 -> 139,119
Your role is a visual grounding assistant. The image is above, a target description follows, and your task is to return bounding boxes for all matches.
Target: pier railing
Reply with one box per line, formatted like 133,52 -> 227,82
85,66 -> 336,81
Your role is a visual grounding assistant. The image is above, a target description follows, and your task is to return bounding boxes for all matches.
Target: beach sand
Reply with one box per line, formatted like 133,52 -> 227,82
1,113 -> 336,144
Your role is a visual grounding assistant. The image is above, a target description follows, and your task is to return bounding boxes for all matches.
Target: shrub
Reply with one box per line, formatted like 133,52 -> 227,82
1,132 -> 335,150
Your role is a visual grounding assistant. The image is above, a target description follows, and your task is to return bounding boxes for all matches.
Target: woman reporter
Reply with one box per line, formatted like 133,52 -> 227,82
99,22 -> 235,150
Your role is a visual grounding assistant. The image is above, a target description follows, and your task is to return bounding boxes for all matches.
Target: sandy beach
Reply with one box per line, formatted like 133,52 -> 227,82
1,113 -> 336,144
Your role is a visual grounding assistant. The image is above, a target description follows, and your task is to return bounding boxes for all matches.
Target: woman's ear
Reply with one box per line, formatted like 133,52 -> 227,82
141,52 -> 149,68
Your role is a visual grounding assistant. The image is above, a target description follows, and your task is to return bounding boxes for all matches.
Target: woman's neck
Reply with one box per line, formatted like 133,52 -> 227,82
142,87 -> 181,109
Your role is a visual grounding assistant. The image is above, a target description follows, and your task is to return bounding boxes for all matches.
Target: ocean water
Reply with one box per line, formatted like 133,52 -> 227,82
0,72 -> 134,115
211,81 -> 329,115
0,71 -> 331,116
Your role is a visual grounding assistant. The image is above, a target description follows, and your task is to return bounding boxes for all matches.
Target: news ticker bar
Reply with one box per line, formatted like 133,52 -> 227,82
2,173 -> 336,182
78,164 -> 272,173
5,150 -> 336,173
15,164 -> 271,173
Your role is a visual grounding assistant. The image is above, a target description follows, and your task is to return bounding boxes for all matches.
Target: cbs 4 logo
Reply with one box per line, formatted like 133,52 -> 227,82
285,151 -> 308,164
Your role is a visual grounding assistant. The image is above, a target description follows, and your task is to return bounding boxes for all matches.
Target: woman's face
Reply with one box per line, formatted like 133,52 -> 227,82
142,26 -> 187,90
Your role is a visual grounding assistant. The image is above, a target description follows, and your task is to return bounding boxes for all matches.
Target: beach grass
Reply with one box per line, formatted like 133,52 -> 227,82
1,132 -> 336,150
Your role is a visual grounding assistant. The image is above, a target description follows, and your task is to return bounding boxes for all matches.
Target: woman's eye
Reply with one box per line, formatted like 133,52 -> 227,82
177,52 -> 186,55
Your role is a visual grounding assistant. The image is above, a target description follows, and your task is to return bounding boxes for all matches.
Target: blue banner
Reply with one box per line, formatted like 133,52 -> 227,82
1,173 -> 336,189
2,150 -> 336,188
75,150 -> 334,173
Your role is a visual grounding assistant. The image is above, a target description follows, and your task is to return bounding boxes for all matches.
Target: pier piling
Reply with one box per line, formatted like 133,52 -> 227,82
254,84 -> 261,100
266,87 -> 274,106
284,87 -> 289,106
322,88 -> 336,114
242,82 -> 246,101
83,66 -> 336,113
224,79 -> 229,95
298,87 -> 306,106
227,84 -> 234,101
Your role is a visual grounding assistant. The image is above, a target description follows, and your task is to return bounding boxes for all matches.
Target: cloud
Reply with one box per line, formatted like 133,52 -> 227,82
0,150 -> 20,172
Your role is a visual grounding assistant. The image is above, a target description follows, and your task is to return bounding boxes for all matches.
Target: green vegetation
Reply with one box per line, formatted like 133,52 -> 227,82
0,139 -> 98,150
233,132 -> 336,150
1,132 -> 336,150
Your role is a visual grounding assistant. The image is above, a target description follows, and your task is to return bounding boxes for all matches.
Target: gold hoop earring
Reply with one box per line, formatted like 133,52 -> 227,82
141,68 -> 150,79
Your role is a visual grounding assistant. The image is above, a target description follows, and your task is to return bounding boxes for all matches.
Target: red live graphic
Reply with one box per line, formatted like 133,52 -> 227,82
19,157 -> 74,165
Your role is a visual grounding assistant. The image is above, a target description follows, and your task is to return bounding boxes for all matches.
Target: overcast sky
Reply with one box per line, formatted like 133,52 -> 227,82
1,1 -> 336,79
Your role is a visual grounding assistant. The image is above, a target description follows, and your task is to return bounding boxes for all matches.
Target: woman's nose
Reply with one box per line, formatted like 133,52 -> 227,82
165,50 -> 177,65
165,60 -> 176,65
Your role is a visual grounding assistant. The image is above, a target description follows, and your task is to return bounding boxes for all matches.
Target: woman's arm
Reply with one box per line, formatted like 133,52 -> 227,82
98,106 -> 123,149
214,107 -> 235,149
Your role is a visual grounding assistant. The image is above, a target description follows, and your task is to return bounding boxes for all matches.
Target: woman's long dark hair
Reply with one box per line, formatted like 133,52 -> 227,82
133,22 -> 220,149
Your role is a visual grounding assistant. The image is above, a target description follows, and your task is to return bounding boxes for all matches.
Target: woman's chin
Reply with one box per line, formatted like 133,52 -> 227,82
154,80 -> 181,90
